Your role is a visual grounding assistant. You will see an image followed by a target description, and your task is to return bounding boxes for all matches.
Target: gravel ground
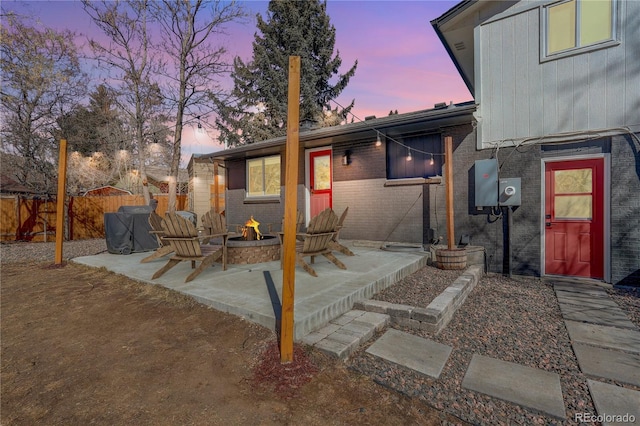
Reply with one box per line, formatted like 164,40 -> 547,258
350,266 -> 640,425
2,239 -> 638,425
0,239 -> 108,264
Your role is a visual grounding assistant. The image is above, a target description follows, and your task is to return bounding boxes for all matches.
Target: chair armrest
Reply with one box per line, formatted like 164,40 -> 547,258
198,232 -> 229,243
296,231 -> 336,239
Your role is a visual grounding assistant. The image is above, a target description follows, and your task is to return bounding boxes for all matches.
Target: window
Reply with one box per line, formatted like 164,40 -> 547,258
544,0 -> 616,58
246,155 -> 280,198
386,134 -> 442,180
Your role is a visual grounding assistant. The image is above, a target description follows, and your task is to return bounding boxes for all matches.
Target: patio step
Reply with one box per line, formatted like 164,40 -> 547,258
300,310 -> 390,360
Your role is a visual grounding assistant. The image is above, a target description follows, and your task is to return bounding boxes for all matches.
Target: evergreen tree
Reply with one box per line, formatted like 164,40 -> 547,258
216,0 -> 357,146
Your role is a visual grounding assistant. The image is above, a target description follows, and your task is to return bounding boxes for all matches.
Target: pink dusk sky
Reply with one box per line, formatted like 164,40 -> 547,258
4,0 -> 471,159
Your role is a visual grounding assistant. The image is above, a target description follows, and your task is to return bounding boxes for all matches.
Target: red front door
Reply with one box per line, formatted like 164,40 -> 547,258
309,149 -> 332,217
544,158 -> 604,279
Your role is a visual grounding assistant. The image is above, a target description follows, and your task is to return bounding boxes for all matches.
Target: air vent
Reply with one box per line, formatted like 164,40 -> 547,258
454,41 -> 466,51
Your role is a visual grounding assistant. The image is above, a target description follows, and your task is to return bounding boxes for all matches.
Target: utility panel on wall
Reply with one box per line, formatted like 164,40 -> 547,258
475,159 -> 498,207
499,178 -> 521,206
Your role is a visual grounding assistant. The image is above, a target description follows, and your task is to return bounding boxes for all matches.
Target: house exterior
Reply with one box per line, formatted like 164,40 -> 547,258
189,103 -> 476,245
83,186 -> 132,197
432,0 -> 640,284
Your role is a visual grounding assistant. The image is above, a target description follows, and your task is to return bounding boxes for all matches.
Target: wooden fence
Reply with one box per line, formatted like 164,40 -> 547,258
0,194 -> 187,242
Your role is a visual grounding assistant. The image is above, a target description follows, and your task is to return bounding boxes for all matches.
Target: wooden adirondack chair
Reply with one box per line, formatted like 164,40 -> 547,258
201,210 -> 233,244
152,213 -> 228,283
328,207 -> 355,256
140,212 -> 174,263
280,208 -> 346,277
269,210 -> 305,235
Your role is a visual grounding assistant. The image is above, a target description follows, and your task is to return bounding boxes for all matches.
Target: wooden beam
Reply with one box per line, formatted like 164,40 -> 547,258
55,139 -> 68,264
445,136 -> 455,250
280,56 -> 301,364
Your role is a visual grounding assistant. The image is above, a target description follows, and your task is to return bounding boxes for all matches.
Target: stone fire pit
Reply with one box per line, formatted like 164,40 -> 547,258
226,235 -> 280,264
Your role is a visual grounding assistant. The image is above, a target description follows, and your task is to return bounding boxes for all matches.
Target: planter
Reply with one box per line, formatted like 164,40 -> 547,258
436,248 -> 467,270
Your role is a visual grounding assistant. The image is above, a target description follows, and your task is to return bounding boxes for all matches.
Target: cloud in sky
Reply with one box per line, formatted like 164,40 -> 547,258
3,0 -> 471,162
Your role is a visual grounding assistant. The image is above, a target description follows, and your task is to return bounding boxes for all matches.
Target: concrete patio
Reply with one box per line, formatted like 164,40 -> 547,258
73,242 -> 428,340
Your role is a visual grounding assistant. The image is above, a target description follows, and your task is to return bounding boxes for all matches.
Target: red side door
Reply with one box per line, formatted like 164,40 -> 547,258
309,149 -> 332,217
544,158 -> 604,279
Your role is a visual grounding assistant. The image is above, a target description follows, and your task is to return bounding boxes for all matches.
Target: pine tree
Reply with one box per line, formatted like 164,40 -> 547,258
216,0 -> 357,146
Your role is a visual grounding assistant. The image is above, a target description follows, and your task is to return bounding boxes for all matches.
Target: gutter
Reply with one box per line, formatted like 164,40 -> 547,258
200,102 -> 476,161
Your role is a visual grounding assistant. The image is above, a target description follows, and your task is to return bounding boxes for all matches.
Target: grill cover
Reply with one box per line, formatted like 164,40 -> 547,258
104,206 -> 159,254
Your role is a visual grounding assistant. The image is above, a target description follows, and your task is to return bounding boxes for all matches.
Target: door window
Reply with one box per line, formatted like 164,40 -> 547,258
553,168 -> 592,219
313,155 -> 331,190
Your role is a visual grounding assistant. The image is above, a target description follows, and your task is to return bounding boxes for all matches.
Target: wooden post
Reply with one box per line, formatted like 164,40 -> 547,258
445,136 -> 455,250
55,139 -> 68,264
280,56 -> 301,364
213,162 -> 219,213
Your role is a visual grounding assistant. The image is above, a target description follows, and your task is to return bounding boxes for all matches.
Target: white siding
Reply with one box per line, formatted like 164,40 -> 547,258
477,1 -> 640,147
191,162 -> 215,226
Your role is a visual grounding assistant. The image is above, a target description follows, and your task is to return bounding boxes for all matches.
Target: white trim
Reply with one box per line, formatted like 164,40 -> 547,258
540,0 -> 620,63
540,153 -> 611,282
305,146 -> 332,224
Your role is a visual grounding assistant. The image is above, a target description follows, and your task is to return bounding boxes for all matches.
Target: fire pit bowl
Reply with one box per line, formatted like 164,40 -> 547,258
226,234 -> 280,264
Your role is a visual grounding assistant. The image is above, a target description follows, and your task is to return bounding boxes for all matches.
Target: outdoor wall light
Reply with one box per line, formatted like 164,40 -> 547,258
342,150 -> 352,166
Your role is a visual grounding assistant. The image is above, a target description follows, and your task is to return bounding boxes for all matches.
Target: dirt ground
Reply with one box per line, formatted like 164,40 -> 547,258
1,261 -> 462,425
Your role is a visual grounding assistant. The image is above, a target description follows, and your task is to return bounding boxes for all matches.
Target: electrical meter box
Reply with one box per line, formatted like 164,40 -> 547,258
499,178 -> 521,206
475,159 -> 498,207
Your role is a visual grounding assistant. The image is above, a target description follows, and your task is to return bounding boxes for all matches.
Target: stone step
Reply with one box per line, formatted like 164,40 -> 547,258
462,354 -> 566,420
587,380 -> 640,425
365,329 -> 452,379
573,343 -> 640,387
301,310 -> 389,360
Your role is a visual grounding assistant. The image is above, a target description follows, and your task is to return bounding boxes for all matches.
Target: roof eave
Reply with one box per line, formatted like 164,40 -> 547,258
204,102 -> 476,161
430,0 -> 477,97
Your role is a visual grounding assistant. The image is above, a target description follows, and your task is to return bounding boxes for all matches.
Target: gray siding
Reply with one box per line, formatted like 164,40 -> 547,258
478,1 -> 640,147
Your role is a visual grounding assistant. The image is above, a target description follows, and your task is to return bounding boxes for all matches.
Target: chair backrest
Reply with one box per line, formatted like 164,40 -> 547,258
279,210 -> 305,233
148,211 -> 166,246
162,213 -> 202,257
337,207 -> 349,228
202,210 -> 227,234
300,209 -> 338,253
307,208 -> 339,234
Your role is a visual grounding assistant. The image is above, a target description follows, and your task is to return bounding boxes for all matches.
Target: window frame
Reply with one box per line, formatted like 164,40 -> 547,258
245,155 -> 281,201
540,0 -> 619,62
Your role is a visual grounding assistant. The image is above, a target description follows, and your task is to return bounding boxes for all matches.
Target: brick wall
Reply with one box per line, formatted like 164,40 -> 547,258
333,140 -> 386,182
225,186 -> 305,234
333,179 -> 423,243
610,133 -> 640,285
443,128 -> 640,284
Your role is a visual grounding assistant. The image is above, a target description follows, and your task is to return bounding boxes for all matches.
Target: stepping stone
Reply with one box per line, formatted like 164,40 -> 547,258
573,343 -> 640,387
365,329 -> 452,379
556,292 -> 619,308
565,321 -> 640,353
554,284 -> 609,296
558,303 -> 637,329
462,354 -> 565,419
588,380 -> 640,426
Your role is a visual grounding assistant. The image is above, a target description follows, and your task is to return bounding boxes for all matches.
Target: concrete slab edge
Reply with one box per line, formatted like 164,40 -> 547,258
293,254 -> 428,340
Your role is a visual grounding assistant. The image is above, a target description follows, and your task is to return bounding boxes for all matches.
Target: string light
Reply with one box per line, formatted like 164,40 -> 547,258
330,99 -> 446,159
375,133 -> 382,147
430,153 -> 434,165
